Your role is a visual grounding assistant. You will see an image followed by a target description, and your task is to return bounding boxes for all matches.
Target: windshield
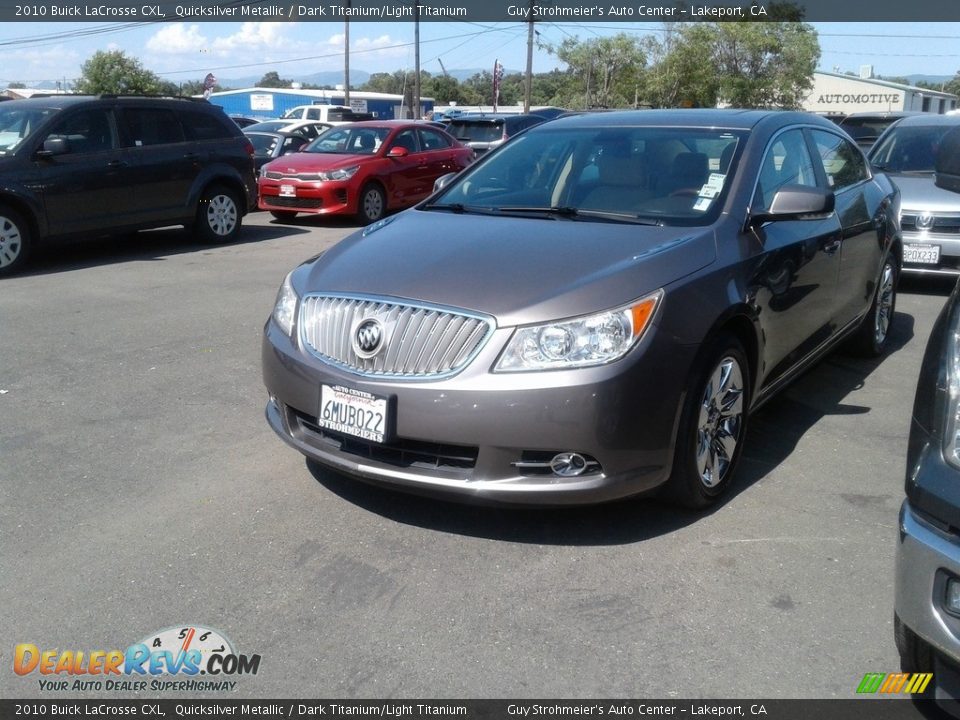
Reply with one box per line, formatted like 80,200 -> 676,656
869,124 -> 956,173
0,106 -> 56,153
430,126 -> 743,225
306,126 -> 389,154
247,133 -> 280,157
448,121 -> 505,143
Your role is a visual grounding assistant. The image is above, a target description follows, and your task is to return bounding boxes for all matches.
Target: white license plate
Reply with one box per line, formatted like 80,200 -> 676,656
318,384 -> 389,444
904,243 -> 941,265
279,184 -> 296,197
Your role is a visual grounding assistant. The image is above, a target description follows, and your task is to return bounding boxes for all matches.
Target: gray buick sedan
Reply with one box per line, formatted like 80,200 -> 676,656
262,109 -> 901,508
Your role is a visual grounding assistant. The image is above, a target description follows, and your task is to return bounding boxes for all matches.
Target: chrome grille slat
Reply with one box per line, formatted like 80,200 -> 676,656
300,295 -> 494,378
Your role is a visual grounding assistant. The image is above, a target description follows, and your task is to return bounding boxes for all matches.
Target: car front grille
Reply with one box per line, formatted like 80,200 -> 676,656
294,410 -> 478,470
264,170 -> 322,181
901,212 -> 960,234
269,196 -> 323,209
300,295 -> 494,379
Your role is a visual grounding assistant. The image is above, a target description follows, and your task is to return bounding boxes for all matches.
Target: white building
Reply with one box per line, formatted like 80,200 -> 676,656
804,69 -> 958,116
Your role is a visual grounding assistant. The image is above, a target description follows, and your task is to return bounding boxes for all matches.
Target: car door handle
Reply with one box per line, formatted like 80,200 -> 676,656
183,153 -> 200,161
106,159 -> 128,169
823,238 -> 842,255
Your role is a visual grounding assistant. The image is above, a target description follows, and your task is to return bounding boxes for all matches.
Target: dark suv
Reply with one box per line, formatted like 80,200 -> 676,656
0,95 -> 257,276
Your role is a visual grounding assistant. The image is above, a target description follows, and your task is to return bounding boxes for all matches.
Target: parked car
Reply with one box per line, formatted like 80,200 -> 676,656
243,119 -> 332,141
895,276 -> 960,710
445,113 -> 547,156
261,109 -> 902,507
230,115 -> 261,128
281,105 -> 372,123
840,111 -> 921,151
244,129 -> 311,172
257,120 -> 474,224
0,95 -> 257,276
868,113 -> 960,275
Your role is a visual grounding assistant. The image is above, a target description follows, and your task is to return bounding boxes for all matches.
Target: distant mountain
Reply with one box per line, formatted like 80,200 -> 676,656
217,70 -> 370,90
904,74 -> 955,86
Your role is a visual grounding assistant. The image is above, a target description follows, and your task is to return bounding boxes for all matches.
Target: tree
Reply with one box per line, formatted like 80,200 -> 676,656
74,50 -> 177,95
945,72 -> 960,98
642,20 -> 819,109
256,71 -> 292,88
543,33 -> 646,109
7,81 -> 26,89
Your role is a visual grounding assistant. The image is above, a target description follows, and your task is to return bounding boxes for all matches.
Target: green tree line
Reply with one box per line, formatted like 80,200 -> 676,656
22,23 -> 960,111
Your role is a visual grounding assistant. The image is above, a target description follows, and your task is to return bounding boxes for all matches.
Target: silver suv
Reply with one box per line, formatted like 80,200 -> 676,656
868,114 -> 960,275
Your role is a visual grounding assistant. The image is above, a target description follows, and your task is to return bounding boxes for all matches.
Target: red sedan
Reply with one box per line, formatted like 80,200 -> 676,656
258,121 -> 475,224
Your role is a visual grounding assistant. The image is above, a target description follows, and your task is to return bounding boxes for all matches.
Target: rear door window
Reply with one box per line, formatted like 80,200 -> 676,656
120,108 -> 185,147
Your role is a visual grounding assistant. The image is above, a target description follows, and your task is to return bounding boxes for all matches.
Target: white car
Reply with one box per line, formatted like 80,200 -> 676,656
242,119 -> 333,141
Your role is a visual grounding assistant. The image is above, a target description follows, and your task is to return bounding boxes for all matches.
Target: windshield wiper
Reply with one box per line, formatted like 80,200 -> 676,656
421,202 -> 493,215
495,206 -> 663,225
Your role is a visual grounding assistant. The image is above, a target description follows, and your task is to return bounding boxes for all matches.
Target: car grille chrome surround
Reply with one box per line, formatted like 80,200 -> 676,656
902,212 -> 960,235
264,170 -> 323,181
299,294 -> 495,379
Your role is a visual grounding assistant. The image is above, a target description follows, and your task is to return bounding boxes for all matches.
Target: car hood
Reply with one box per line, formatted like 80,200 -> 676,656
891,174 -> 960,213
263,152 -> 368,173
294,209 -> 717,326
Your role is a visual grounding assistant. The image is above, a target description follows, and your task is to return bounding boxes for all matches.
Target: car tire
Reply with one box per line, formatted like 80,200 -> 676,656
895,613 -> 933,675
848,251 -> 898,357
194,184 -> 242,244
357,183 -> 386,225
270,210 -> 298,222
0,206 -> 31,277
665,334 -> 750,509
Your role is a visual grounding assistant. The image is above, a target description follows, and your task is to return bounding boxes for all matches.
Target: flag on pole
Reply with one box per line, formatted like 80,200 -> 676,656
493,60 -> 504,112
202,73 -> 217,99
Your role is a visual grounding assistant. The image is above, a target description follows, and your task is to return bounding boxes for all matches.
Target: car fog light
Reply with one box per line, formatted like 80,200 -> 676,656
947,578 -> 960,614
550,452 -> 588,477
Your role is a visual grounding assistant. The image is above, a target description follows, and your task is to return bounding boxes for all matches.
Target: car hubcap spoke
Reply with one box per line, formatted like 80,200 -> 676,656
696,355 -> 744,489
0,217 -> 21,268
875,262 -> 895,344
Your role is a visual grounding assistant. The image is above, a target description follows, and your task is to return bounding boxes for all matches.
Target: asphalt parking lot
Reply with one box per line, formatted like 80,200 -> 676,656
0,211 -> 956,703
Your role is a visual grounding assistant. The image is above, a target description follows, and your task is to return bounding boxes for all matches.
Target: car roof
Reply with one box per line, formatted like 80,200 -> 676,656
842,111 -> 922,120
886,114 -> 960,127
0,95 -> 214,110
536,108 -> 836,131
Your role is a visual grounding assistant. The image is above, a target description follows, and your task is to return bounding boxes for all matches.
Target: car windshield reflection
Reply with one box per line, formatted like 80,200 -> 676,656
429,127 -> 743,226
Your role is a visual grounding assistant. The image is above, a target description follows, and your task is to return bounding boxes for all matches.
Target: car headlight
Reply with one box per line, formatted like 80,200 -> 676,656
272,271 -> 299,336
945,323 -> 960,469
319,165 -> 359,181
494,290 -> 662,372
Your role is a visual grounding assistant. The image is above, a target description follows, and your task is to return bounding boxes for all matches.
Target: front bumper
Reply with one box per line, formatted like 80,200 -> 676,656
262,319 -> 695,505
896,500 -> 960,686
258,178 -> 353,216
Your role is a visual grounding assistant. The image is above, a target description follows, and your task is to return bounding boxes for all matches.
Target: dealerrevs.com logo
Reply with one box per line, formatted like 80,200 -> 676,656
13,625 -> 261,692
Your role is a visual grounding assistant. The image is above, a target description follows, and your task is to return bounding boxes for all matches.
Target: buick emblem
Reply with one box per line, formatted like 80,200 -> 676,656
353,318 -> 385,358
917,212 -> 935,230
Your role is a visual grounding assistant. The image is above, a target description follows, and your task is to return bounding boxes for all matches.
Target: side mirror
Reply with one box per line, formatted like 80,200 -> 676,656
387,146 -> 409,158
751,185 -> 835,226
37,136 -> 69,158
433,172 -> 457,193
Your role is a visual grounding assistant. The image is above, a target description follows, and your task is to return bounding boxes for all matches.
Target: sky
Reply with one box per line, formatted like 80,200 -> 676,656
0,21 -> 958,90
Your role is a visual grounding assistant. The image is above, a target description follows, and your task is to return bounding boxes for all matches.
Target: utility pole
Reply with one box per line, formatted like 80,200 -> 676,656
524,0 -> 534,113
414,3 -> 421,119
344,0 -> 351,107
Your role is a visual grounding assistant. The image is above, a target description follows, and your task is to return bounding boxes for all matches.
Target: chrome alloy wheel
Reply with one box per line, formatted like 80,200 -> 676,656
874,261 -> 896,346
205,193 -> 239,237
0,214 -> 22,268
695,355 -> 745,489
